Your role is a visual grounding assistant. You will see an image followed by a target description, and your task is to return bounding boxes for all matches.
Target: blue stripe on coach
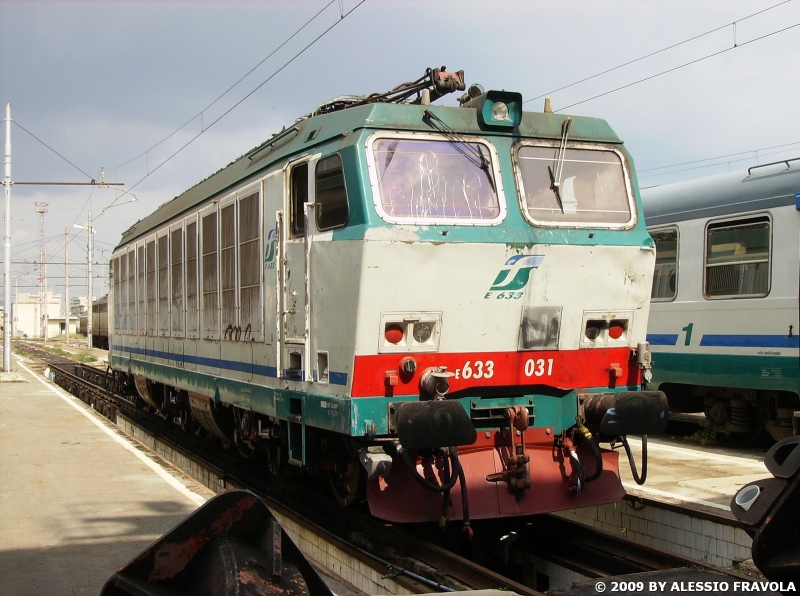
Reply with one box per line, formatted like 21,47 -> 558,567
646,334 -> 679,346
699,335 -> 800,348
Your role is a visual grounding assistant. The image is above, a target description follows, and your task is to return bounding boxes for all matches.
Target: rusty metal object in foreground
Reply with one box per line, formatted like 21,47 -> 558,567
100,490 -> 334,596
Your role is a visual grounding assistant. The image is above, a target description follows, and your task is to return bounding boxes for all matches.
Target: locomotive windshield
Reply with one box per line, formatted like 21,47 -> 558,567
515,144 -> 633,226
370,137 -> 502,223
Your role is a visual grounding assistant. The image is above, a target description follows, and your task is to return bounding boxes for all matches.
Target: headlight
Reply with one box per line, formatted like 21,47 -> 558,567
413,323 -> 432,343
492,101 -> 510,121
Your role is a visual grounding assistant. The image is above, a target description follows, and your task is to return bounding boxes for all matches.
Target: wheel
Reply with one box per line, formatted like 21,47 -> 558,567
328,462 -> 361,507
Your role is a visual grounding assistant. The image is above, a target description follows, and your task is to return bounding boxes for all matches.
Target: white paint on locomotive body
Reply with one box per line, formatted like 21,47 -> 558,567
350,241 -> 654,356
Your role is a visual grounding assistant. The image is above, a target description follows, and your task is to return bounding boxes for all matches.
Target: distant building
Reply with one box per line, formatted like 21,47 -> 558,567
70,295 -> 95,316
13,290 -> 75,338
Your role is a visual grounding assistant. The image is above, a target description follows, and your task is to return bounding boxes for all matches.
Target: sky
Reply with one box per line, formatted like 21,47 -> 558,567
1,0 -> 799,305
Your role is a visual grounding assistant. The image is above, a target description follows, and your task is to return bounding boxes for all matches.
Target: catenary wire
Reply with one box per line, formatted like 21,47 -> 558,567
115,0 -> 337,170
638,147 -> 800,179
120,0 -> 367,196
11,121 -> 95,181
639,140 -> 800,173
524,0 -> 794,104
556,21 -> 800,112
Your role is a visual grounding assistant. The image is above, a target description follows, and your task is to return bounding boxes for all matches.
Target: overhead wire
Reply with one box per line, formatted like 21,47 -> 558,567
639,147 -> 800,179
11,121 -> 95,181
120,0 -> 368,196
556,21 -> 800,112
638,140 -> 800,173
524,0 -> 794,105
115,0 -> 337,170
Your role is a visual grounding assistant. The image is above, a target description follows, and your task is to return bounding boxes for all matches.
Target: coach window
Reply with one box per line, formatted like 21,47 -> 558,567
290,163 -> 308,237
650,227 -> 678,301
146,238 -> 157,335
316,154 -> 348,230
515,143 -> 633,227
705,216 -> 770,299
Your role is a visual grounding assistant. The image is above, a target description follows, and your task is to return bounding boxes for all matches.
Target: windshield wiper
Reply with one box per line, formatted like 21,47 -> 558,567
423,110 -> 496,192
549,117 -> 572,212
548,165 -> 564,213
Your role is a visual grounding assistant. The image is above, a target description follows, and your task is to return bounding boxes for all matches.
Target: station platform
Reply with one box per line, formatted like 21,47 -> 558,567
620,434 -> 770,513
0,356 -> 213,596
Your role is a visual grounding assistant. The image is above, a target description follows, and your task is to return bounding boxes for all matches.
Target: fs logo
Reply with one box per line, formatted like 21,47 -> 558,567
264,229 -> 277,269
484,255 -> 545,299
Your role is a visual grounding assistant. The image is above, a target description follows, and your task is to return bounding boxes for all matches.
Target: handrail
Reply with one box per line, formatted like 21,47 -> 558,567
747,156 -> 800,175
247,126 -> 300,162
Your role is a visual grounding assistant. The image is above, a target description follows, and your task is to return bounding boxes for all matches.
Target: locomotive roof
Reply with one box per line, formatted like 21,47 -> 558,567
116,101 -> 623,250
641,160 -> 800,226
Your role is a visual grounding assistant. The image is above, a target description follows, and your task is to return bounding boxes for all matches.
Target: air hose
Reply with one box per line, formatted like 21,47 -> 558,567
401,446 -> 472,539
401,447 -> 461,493
621,434 -> 648,485
574,416 -> 604,482
584,436 -> 604,482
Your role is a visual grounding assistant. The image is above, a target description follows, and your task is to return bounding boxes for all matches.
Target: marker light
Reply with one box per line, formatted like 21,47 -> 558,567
608,320 -> 626,340
585,321 -> 604,341
385,324 -> 404,344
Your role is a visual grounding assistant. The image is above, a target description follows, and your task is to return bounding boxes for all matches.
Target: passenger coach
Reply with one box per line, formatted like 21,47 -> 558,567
643,159 -> 799,442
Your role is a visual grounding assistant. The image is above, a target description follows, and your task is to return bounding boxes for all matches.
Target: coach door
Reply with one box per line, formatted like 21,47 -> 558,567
279,156 -> 318,382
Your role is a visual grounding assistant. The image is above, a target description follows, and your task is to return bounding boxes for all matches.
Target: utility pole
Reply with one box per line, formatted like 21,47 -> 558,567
74,212 -> 94,350
35,202 -> 49,340
3,104 -> 11,371
64,227 -> 69,344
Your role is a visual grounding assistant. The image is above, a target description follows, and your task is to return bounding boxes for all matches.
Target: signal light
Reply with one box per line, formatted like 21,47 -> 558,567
385,324 -> 404,344
608,320 -> 626,340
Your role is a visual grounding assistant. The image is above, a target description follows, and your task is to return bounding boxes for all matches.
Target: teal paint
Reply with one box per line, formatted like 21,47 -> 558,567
332,130 -> 651,247
651,352 -> 798,394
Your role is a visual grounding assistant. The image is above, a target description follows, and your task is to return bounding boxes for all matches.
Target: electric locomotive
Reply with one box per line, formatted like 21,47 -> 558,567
108,69 -> 666,527
643,159 -> 800,442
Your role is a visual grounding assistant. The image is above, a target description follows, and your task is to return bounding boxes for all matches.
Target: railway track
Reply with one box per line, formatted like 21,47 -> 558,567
18,346 -> 757,594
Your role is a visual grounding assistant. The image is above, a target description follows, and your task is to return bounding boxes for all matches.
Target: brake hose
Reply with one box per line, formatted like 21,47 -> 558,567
621,434 -> 648,485
401,446 -> 461,493
583,435 -> 604,482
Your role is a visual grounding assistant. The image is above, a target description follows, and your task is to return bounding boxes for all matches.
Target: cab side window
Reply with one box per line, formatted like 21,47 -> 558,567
290,164 -> 308,238
316,154 -> 349,231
